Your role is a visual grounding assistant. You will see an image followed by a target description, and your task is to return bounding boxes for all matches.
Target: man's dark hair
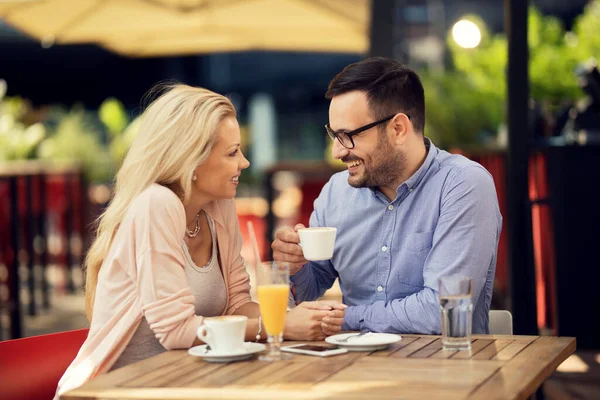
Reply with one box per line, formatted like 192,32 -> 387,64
325,57 -> 425,134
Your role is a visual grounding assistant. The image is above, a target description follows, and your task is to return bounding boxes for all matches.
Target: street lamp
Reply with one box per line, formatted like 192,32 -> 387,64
452,19 -> 481,49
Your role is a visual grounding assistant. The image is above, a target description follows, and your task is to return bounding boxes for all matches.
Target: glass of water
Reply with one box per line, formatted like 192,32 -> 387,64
439,276 -> 473,351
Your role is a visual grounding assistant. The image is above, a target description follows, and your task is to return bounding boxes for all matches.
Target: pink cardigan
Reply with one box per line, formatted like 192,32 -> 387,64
55,184 -> 252,397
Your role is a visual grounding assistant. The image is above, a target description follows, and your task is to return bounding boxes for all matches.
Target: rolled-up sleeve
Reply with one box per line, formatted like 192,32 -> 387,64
137,250 -> 203,350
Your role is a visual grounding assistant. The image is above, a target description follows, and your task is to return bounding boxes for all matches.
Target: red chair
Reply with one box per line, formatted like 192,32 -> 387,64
0,328 -> 89,400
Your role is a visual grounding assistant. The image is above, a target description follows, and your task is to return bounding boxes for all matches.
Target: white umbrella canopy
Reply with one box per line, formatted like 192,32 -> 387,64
0,0 -> 370,57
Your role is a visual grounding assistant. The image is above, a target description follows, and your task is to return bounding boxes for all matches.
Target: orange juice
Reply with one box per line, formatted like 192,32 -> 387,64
257,284 -> 289,336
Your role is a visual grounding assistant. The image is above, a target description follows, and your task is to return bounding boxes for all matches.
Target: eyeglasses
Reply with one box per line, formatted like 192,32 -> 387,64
325,114 -> 402,149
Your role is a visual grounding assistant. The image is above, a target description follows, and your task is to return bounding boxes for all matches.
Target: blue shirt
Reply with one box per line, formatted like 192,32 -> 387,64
290,139 -> 502,334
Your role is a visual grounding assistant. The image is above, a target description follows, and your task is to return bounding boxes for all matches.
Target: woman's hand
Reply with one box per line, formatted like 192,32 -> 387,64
283,301 -> 347,341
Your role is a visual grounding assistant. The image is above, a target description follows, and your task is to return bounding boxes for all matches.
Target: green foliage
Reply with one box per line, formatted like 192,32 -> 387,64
422,71 -> 503,149
573,0 -> 600,60
97,97 -> 141,169
38,106 -> 113,182
426,4 -> 597,147
0,79 -> 141,181
0,93 -> 47,161
108,114 -> 140,168
447,14 -> 507,100
528,8 -> 582,102
99,97 -> 130,138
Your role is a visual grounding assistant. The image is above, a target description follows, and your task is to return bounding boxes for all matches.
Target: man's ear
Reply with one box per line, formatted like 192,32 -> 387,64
390,113 -> 411,146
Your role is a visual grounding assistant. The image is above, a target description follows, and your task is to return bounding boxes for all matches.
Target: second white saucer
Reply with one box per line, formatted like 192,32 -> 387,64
325,333 -> 401,352
188,342 -> 266,363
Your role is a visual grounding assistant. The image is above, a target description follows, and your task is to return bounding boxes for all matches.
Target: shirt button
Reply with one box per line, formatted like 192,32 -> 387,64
387,205 -> 394,210
377,285 -> 383,292
409,188 -> 414,192
381,246 -> 388,252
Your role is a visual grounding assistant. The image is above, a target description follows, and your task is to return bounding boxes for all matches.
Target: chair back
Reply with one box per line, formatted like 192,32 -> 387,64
0,328 -> 89,400
489,310 -> 513,335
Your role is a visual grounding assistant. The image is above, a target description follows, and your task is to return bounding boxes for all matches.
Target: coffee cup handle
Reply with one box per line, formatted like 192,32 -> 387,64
197,325 -> 214,348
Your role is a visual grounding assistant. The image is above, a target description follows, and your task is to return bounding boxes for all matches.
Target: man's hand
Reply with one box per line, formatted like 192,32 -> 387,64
283,301 -> 347,341
272,224 -> 308,275
299,301 -> 347,336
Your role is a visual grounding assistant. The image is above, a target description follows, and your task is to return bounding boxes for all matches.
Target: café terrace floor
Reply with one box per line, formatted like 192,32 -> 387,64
16,285 -> 600,400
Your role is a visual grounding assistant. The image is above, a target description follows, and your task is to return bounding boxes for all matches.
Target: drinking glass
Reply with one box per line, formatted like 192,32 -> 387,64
439,276 -> 473,351
257,261 -> 292,361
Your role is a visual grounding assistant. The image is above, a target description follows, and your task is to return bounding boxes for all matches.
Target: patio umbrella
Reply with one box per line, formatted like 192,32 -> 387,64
0,0 -> 370,57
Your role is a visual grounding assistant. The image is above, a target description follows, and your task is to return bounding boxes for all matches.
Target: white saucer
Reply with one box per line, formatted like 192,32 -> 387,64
326,333 -> 401,352
188,342 -> 266,363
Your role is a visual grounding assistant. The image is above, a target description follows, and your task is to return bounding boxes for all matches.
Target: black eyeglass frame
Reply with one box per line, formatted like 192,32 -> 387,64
325,113 -> 407,149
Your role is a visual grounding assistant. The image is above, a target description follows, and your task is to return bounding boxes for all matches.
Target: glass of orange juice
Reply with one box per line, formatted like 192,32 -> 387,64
257,261 -> 291,361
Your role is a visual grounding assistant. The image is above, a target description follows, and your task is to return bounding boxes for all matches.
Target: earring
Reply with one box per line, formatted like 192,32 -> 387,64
192,175 -> 197,181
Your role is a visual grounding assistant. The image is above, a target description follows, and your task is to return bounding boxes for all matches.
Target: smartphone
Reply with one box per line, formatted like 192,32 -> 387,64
281,344 -> 348,357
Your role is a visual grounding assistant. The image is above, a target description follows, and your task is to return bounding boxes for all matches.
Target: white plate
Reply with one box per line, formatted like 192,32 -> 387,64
188,342 -> 266,363
325,333 -> 401,351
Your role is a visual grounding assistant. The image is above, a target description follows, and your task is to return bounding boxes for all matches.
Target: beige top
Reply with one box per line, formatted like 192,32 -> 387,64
55,184 -> 252,398
110,213 -> 226,371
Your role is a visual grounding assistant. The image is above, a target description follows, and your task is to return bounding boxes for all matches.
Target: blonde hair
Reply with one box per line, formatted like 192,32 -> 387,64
84,84 -> 236,320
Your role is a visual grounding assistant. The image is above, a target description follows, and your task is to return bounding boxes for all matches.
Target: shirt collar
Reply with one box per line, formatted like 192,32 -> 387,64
403,137 -> 436,192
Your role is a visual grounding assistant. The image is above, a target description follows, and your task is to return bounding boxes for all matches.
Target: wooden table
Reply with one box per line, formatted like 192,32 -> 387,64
61,334 -> 575,400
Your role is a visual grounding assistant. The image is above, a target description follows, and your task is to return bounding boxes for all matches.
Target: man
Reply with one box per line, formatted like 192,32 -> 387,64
272,57 -> 502,334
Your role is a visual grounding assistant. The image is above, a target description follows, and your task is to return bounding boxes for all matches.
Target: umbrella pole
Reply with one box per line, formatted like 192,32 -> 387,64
505,0 -> 538,336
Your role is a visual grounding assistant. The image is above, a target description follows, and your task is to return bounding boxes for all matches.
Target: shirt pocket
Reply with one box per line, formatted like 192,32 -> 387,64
391,231 -> 433,298
401,230 -> 434,253
391,268 -> 424,299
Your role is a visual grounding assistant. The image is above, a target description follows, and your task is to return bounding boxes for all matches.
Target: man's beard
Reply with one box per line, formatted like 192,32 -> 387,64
345,133 -> 406,189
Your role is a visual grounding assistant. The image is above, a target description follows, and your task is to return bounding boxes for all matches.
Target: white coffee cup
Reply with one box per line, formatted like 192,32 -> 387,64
298,227 -> 337,261
197,315 -> 247,353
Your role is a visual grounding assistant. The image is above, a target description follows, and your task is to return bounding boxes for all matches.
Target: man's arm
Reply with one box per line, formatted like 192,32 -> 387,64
273,224 -> 338,303
289,180 -> 339,303
343,166 -> 501,333
290,259 -> 338,303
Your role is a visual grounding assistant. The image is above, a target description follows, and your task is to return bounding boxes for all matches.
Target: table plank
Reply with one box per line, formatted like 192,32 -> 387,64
472,334 -> 539,341
492,336 -> 539,361
409,338 -> 444,358
470,336 -> 576,400
165,362 -> 227,388
472,339 -> 514,360
269,357 -> 358,391
68,350 -> 189,392
183,360 -> 268,388
430,347 -> 459,359
369,335 -> 419,357
451,339 -> 495,359
121,352 -> 213,388
232,360 -> 308,386
386,336 -> 437,358
66,387 -> 327,399
320,357 -> 504,399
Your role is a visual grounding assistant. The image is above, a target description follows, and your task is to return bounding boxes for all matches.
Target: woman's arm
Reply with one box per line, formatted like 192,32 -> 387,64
133,186 -> 204,350
233,302 -> 266,341
191,303 -> 263,346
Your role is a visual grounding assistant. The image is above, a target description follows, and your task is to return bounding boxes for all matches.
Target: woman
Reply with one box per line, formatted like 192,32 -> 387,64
56,84 -> 345,397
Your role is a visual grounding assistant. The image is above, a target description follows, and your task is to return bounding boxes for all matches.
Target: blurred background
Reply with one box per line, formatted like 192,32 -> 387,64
1,0 -> 600,397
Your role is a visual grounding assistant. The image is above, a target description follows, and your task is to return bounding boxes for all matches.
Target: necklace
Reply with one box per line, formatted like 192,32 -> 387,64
186,212 -> 201,238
